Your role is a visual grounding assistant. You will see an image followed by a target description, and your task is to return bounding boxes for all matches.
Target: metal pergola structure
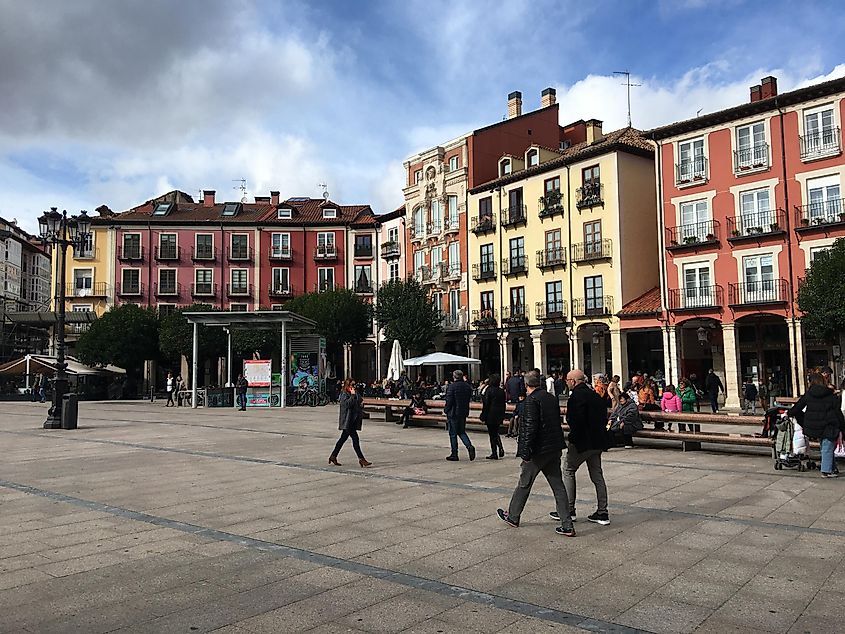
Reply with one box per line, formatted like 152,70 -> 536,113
183,311 -> 317,409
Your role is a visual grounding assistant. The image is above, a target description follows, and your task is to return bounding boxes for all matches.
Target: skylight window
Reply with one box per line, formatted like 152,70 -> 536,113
322,208 -> 337,219
277,207 -> 292,219
152,202 -> 173,216
222,202 -> 241,217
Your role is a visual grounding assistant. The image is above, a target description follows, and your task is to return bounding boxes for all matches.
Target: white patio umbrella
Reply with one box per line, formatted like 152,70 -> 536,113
403,352 -> 481,366
386,340 -> 404,380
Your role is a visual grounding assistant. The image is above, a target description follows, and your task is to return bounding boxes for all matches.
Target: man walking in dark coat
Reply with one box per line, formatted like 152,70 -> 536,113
444,369 -> 476,461
235,374 -> 249,411
497,370 -> 574,535
554,368 -> 611,526
705,368 -> 724,413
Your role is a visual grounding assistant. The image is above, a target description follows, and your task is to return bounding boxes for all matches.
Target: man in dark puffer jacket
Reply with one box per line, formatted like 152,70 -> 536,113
497,370 -> 575,536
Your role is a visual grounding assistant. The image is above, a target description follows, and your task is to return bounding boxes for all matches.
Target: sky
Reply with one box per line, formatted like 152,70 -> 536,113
1,0 -> 844,234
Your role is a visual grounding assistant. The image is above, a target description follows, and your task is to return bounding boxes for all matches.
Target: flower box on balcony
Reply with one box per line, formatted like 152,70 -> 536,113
705,233 -> 716,241
731,229 -> 741,237
683,236 -> 699,245
746,227 -> 763,235
770,223 -> 781,232
801,218 -> 810,226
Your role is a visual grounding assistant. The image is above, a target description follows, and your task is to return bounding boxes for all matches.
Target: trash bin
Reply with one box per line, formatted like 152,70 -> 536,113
61,393 -> 79,430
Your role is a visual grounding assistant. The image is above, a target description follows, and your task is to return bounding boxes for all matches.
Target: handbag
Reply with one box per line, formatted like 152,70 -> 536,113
835,432 -> 845,459
413,407 -> 425,415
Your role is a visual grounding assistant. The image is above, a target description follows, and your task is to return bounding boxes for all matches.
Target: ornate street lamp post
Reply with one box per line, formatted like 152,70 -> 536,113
38,207 -> 91,429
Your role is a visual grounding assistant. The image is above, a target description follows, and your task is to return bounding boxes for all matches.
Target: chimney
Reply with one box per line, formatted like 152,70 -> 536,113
270,190 -> 280,206
585,119 -> 603,143
760,76 -> 778,100
541,87 -> 556,108
202,190 -> 215,207
507,91 -> 523,119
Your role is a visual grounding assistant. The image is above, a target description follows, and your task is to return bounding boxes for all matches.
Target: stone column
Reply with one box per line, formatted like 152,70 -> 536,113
467,334 -> 479,381
610,327 -> 627,381
789,318 -> 806,397
530,328 -> 544,373
663,325 -> 680,386
570,326 -> 582,373
721,324 -> 741,409
498,331 -> 509,378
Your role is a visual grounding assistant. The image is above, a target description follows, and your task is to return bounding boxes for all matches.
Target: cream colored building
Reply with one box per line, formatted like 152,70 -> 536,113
466,124 -> 657,380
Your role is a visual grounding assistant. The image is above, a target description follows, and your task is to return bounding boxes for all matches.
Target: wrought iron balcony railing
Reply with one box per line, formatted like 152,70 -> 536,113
227,246 -> 253,262
471,309 -> 497,329
535,300 -> 567,321
571,296 -> 613,318
501,305 -> 528,323
117,246 -> 144,261
116,282 -> 144,296
439,261 -> 461,280
354,281 -> 374,294
409,225 -> 426,241
426,221 -> 442,236
668,285 -> 724,311
190,283 -> 217,297
354,244 -> 374,258
471,215 -> 495,235
727,209 -> 786,239
733,143 -> 770,172
380,241 -> 400,258
795,197 -> 845,228
443,216 -> 460,233
154,245 -> 181,261
227,283 -> 252,297
675,157 -> 708,185
666,220 -> 720,249
536,247 -> 566,270
501,256 -> 528,276
441,310 -> 465,330
269,246 -> 293,260
269,284 -> 294,298
571,238 -> 612,263
154,282 -> 181,297
65,282 -> 109,297
314,245 -> 338,260
800,127 -> 841,160
471,262 -> 496,281
728,279 -> 789,306
538,191 -> 564,219
576,182 -> 604,208
500,205 -> 527,228
191,246 -> 218,261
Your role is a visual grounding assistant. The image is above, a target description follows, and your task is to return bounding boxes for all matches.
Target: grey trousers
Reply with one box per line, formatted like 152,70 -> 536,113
507,450 -> 573,529
564,447 -> 608,515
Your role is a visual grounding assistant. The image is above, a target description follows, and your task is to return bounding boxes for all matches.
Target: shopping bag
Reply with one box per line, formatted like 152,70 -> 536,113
792,420 -> 807,455
834,432 -> 845,459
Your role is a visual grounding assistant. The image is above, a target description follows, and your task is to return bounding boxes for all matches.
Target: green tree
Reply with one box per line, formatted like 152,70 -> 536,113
158,304 -> 226,366
797,237 -> 845,341
373,278 -> 442,355
284,289 -> 371,357
76,304 -> 159,380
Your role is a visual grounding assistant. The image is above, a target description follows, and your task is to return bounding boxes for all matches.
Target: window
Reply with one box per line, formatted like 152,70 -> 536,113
121,269 -> 140,295
322,207 -> 337,219
277,207 -> 292,219
546,281 -> 563,314
271,233 -> 291,258
152,202 -> 173,216
230,304 -> 248,312
449,289 -> 460,320
413,206 -> 426,237
810,246 -> 831,263
738,188 -> 772,233
480,243 -> 494,275
195,234 -> 214,259
431,293 -> 442,313
545,229 -> 562,261
448,241 -> 460,277
430,199 -> 442,232
272,267 -> 290,293
230,234 -> 249,259
318,267 -> 335,291
414,169 -> 422,184
354,265 -> 372,292
500,158 -> 511,176
802,105 -> 838,158
448,156 -> 459,172
158,304 -> 177,317
582,165 -> 600,187
480,290 -> 494,318
354,234 -> 373,257
431,246 -> 442,272
509,237 -> 525,269
73,269 -> 93,296
446,195 -> 458,229
526,149 -> 539,167
230,269 -> 248,294
122,233 -> 141,259
478,197 -> 493,222
806,175 -> 841,223
158,269 -> 176,295
508,188 -> 523,215
317,232 -> 335,256
735,122 -> 767,169
222,202 -> 241,217
584,221 -> 602,255
743,254 -> 775,302
544,176 -> 560,195
413,250 -> 425,275
682,262 -> 712,308
678,199 -> 710,240
387,227 -> 398,243
158,233 -> 177,260
584,276 -> 604,313
677,137 -> 706,181
195,269 -> 213,295
510,286 -> 525,314
74,232 -> 94,258
389,260 -> 400,281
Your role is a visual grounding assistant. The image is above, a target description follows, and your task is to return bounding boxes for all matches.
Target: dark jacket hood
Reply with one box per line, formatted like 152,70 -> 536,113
807,384 -> 833,398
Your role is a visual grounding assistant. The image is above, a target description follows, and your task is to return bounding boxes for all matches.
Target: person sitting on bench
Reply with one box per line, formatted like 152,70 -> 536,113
609,391 -> 643,448
398,390 -> 427,428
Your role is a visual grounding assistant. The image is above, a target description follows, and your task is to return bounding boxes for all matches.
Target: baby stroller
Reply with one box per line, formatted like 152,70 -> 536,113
769,409 -> 817,472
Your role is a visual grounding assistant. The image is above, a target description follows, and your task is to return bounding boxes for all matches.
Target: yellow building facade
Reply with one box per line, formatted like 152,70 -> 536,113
467,126 -> 657,380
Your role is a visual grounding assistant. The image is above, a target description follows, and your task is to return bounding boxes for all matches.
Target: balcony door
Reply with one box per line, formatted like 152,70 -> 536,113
584,221 -> 602,256
743,254 -> 774,302
804,107 -> 835,153
678,138 -> 705,180
413,206 -> 426,236
679,199 -> 709,241
448,241 -> 460,277
584,276 -> 604,314
510,286 -> 525,317
318,267 -> 334,291
807,175 -> 841,222
546,281 -> 563,314
739,188 -> 772,233
480,243 -> 494,275
271,233 -> 290,258
682,263 -> 712,308
272,268 -> 289,293
73,269 -> 93,296
736,122 -> 766,168
449,289 -> 460,321
317,232 -> 335,254
509,237 -> 524,269
430,199 -> 442,232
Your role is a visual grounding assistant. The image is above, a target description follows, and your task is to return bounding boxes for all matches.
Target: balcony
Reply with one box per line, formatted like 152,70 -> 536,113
227,283 -> 252,297
501,256 -> 528,277
116,282 -> 144,297
154,245 -> 181,261
191,246 -> 218,261
471,309 -> 497,330
72,247 -> 97,260
437,261 -> 461,282
576,182 -> 604,209
800,127 -> 841,161
354,281 -> 374,294
536,247 -> 566,271
227,246 -> 253,262
416,265 -> 434,284
191,283 -> 218,297
269,246 -> 293,261
443,216 -> 460,234
571,296 -> 613,318
117,246 -> 144,261
65,282 -> 109,298
314,245 -> 338,260
675,157 -> 708,186
668,285 -> 724,311
727,209 -> 786,242
795,198 -> 845,231
410,225 -> 426,242
571,239 -> 612,263
666,220 -> 720,251
500,205 -> 527,228
426,221 -> 442,237
154,282 -> 181,298
354,244 -> 374,259
502,304 -> 528,325
535,300 -> 567,321
315,281 -> 339,292
471,215 -> 495,235
269,284 -> 294,299
728,280 -> 789,307
471,262 -> 496,282
442,310 -> 466,331
65,323 -> 91,336
733,143 -> 770,173
538,191 -> 564,219
380,241 -> 400,259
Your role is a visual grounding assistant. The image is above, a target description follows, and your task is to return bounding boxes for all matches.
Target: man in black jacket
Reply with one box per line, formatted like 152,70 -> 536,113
497,370 -> 575,536
444,369 -> 476,461
705,368 -> 724,413
558,369 -> 611,525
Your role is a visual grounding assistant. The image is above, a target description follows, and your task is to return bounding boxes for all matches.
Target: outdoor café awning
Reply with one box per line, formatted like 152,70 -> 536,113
3,311 -> 97,325
403,352 -> 481,367
0,354 -> 118,376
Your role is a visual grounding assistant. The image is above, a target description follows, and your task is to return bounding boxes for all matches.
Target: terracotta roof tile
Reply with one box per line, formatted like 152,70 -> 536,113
618,286 -> 661,316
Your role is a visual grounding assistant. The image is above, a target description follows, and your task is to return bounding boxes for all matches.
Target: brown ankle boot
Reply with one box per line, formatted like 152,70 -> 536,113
329,455 -> 341,466
359,458 -> 372,468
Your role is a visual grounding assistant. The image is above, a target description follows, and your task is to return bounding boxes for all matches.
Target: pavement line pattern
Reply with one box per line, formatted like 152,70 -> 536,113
0,477 -> 652,634
4,428 -> 843,539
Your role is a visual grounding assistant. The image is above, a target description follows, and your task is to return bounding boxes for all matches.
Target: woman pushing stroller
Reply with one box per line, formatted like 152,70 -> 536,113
789,371 -> 845,478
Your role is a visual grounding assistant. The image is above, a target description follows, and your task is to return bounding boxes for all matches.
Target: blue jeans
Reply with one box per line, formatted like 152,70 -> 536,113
447,417 -> 474,456
820,437 -> 835,474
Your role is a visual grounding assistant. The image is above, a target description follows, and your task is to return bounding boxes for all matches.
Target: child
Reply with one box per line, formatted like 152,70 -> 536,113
678,380 -> 699,432
660,384 -> 681,431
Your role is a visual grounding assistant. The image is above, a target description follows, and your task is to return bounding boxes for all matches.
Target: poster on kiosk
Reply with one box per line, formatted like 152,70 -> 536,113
243,360 -> 272,407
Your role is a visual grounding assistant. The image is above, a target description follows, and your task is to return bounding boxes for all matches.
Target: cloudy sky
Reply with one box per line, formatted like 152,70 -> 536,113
1,0 -> 844,233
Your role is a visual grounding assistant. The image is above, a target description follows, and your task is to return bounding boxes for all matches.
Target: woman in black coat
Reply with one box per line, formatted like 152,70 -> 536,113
789,371 -> 845,477
329,379 -> 372,467
480,373 -> 506,459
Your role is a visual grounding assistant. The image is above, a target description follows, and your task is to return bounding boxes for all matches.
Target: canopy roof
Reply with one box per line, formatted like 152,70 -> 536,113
184,310 -> 316,331
403,352 -> 481,367
0,355 -> 123,376
3,311 -> 97,325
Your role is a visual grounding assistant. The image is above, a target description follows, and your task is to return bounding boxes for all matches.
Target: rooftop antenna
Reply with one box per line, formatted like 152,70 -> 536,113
613,70 -> 641,128
232,178 -> 248,203
318,182 -> 330,200
696,108 -> 703,117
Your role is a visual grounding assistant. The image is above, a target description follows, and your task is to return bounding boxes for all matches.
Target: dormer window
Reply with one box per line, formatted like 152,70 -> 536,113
221,202 -> 242,217
526,149 -> 539,167
322,208 -> 337,219
152,202 -> 174,216
500,158 -> 512,176
277,207 -> 292,219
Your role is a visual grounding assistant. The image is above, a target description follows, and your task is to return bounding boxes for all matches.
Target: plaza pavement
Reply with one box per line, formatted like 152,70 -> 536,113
1,401 -> 845,634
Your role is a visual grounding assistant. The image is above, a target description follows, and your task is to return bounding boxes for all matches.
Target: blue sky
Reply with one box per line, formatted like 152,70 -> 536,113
1,0 -> 843,233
